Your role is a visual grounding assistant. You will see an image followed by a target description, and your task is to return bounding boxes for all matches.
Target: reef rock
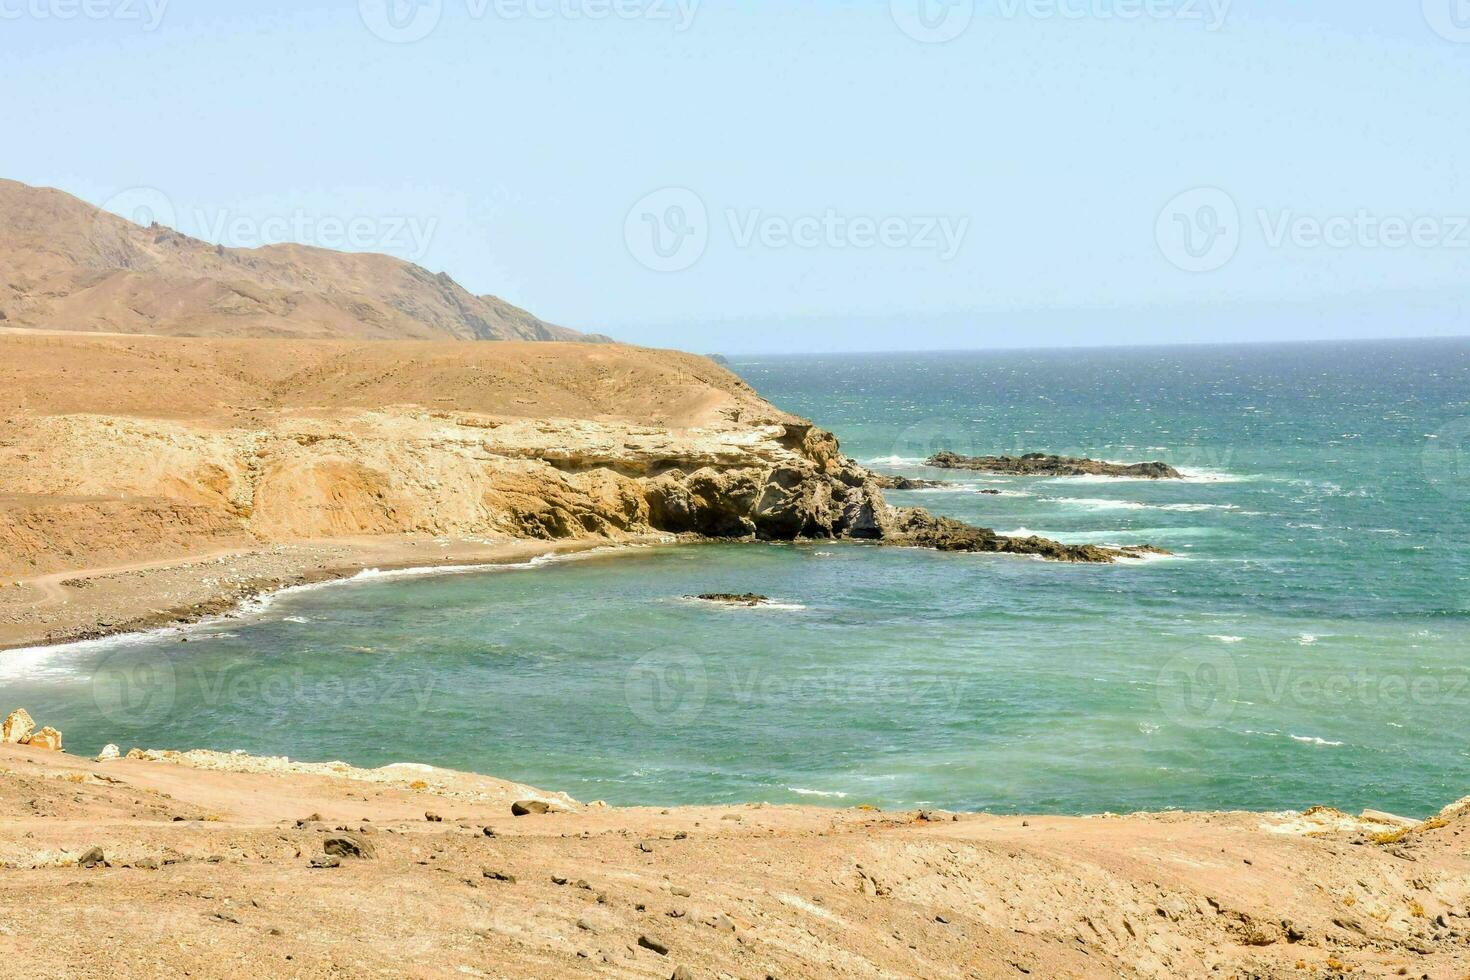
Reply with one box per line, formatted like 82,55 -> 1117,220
927,452 -> 1183,479
885,509 -> 1167,564
870,474 -> 946,490
689,594 -> 770,606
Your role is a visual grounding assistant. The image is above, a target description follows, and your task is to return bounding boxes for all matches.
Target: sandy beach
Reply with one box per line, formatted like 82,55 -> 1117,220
0,533 -> 647,652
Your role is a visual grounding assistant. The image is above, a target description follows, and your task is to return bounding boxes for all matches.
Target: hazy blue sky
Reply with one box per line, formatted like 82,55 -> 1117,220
4,1 -> 1469,352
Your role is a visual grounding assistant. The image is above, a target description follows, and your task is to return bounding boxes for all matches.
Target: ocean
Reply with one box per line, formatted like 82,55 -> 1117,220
5,339 -> 1469,816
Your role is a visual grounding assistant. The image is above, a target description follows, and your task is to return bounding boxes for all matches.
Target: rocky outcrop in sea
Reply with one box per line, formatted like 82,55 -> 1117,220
926,451 -> 1183,480
639,423 -> 1165,562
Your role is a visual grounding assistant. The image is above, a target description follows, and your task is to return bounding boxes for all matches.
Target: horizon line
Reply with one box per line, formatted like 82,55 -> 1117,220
708,333 -> 1470,359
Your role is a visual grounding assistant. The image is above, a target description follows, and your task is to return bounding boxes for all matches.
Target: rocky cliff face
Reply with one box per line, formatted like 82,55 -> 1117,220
0,409 -> 897,578
0,331 -> 1153,578
1,410 -> 1156,576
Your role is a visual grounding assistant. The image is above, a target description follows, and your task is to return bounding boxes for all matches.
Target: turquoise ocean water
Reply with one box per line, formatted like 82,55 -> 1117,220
5,339 -> 1469,816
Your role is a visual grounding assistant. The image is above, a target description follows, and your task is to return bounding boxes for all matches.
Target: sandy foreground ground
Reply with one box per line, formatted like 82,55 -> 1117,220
0,741 -> 1467,979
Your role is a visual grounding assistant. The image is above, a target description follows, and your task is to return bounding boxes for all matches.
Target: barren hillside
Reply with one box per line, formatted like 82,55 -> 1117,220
0,330 -> 774,425
0,179 -> 606,342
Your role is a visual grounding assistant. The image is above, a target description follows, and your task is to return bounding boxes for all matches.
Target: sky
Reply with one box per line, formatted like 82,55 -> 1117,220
3,0 -> 1469,353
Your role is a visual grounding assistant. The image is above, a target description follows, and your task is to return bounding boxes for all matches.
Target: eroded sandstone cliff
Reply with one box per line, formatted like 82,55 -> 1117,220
0,331 -> 1153,580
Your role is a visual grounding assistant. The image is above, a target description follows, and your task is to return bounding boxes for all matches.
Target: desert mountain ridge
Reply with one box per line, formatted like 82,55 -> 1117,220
0,177 -> 609,343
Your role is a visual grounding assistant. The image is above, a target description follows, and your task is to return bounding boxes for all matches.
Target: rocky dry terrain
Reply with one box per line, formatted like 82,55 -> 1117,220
1,735 -> 1467,979
0,330 -> 1161,649
927,452 -> 1184,480
0,178 -> 606,342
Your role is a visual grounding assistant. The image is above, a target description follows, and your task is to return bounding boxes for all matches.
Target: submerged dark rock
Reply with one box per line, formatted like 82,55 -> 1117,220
926,451 -> 1183,480
689,593 -> 770,606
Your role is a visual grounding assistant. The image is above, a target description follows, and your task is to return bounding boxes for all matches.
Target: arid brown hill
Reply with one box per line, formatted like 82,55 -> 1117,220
0,178 -> 606,342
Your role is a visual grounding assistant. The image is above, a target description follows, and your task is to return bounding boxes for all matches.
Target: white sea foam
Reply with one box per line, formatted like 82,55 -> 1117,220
1,544 -> 653,679
788,787 -> 850,798
1047,497 -> 1241,513
865,455 -> 928,466
282,616 -> 311,624
900,484 -> 976,494
1175,468 -> 1249,484
1290,734 -> 1344,747
1122,549 -> 1187,563
1296,633 -> 1319,646
1208,635 -> 1246,644
0,626 -> 185,683
1029,467 -> 1250,485
1244,729 -> 1344,748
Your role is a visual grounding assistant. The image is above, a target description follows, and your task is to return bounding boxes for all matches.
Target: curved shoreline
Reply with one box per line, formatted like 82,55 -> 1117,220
0,522 -> 1174,659
0,533 -> 675,655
